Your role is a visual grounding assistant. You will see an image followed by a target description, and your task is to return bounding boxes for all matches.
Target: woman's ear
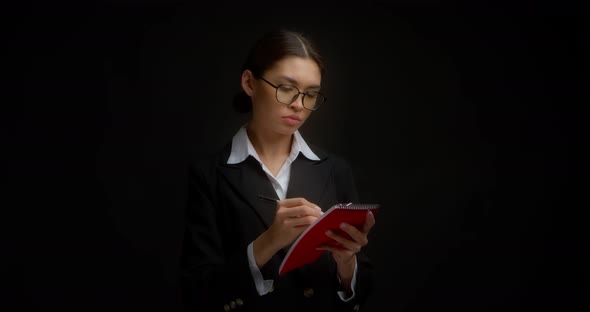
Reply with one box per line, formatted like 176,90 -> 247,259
241,70 -> 255,96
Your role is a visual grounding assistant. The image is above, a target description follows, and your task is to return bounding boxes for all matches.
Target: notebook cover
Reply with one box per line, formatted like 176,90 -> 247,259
279,203 -> 379,275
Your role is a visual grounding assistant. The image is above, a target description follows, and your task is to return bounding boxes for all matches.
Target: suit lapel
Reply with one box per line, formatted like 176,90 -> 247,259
219,156 -> 278,228
284,150 -> 334,272
217,144 -> 332,231
218,142 -> 335,276
285,153 -> 332,207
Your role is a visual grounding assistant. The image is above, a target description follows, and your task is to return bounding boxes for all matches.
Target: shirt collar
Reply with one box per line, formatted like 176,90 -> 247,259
227,124 -> 320,164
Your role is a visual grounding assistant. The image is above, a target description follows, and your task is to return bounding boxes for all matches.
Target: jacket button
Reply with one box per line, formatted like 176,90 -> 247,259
353,304 -> 360,311
303,287 -> 314,298
236,298 -> 244,306
223,304 -> 230,312
229,301 -> 236,309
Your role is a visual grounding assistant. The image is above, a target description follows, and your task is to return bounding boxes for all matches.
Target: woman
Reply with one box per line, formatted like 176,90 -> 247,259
180,29 -> 375,312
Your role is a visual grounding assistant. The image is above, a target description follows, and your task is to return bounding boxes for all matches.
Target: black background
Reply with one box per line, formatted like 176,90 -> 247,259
4,0 -> 588,311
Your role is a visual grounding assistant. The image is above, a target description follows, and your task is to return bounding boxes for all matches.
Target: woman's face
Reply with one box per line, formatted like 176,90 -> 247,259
245,56 -> 322,136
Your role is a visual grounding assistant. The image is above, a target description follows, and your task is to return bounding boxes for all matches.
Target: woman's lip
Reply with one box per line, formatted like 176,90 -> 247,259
283,115 -> 301,121
282,116 -> 302,125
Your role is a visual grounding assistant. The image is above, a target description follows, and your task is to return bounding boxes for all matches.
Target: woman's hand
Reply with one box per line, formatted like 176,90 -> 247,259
253,197 -> 322,268
317,210 -> 376,293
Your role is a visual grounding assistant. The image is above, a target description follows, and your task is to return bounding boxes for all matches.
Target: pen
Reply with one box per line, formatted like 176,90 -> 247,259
258,194 -> 279,203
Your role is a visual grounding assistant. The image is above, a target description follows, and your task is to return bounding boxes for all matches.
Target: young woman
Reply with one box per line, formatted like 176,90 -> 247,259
180,29 -> 375,312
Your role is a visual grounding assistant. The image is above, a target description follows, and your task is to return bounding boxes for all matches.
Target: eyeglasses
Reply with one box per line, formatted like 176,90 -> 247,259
258,77 -> 326,111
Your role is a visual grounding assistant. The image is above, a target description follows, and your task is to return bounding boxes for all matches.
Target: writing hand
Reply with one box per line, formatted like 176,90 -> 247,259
253,197 -> 322,268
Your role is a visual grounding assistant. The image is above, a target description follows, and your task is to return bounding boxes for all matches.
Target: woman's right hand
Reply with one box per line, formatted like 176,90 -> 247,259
253,197 -> 323,268
267,197 -> 323,249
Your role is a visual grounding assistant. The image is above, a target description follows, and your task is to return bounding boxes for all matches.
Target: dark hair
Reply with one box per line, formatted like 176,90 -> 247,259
233,29 -> 325,113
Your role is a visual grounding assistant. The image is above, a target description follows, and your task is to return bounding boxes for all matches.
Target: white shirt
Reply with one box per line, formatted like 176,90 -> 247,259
227,125 -> 358,301
227,125 -> 320,200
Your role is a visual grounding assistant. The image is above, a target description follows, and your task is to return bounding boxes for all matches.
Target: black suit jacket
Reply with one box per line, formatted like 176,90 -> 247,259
180,141 -> 373,312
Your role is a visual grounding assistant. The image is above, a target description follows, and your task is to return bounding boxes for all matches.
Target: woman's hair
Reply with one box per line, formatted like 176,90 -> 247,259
233,29 -> 325,113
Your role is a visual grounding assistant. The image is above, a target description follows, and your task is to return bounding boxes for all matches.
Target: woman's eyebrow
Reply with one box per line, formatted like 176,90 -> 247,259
277,75 -> 321,89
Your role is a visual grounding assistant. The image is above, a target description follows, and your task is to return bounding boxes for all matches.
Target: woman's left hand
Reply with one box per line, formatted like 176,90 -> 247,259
317,210 -> 376,292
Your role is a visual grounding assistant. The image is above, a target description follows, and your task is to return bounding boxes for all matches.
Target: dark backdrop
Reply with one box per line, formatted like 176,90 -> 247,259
5,1 -> 587,311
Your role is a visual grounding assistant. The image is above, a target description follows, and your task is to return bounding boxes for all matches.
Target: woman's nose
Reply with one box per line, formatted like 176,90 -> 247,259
289,93 -> 304,110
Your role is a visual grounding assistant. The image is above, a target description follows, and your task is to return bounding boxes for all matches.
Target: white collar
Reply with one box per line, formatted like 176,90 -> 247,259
227,125 -> 320,164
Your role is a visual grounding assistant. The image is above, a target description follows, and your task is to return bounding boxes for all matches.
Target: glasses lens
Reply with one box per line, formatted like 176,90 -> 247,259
276,85 -> 299,104
303,92 -> 324,110
275,84 -> 325,111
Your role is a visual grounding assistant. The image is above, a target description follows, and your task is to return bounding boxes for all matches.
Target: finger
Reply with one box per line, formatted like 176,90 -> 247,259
280,198 -> 322,213
284,215 -> 318,227
279,206 -> 320,219
325,230 -> 361,253
279,197 -> 310,207
316,245 -> 343,253
316,245 -> 355,259
362,210 -> 376,233
339,223 -> 368,246
278,205 -> 322,218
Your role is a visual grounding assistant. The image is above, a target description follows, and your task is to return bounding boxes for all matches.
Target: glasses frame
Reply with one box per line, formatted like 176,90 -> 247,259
258,76 -> 326,111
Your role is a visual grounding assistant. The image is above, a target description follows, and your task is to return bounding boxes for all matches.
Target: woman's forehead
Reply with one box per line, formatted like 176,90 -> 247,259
266,56 -> 322,87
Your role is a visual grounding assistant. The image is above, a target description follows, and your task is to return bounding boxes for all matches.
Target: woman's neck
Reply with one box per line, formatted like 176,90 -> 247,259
246,122 -> 292,161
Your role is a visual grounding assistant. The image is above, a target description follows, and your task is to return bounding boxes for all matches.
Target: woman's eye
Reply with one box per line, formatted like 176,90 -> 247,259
279,85 -> 296,92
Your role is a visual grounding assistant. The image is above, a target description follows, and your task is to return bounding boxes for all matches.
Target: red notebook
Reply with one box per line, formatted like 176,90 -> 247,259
278,203 -> 380,275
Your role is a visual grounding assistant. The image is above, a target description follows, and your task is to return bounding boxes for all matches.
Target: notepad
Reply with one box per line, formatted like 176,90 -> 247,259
279,203 -> 380,275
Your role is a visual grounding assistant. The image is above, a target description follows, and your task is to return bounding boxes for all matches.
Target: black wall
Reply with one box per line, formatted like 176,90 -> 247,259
5,1 -> 587,311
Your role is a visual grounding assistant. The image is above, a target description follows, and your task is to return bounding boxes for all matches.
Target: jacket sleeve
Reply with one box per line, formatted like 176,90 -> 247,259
180,162 -> 260,312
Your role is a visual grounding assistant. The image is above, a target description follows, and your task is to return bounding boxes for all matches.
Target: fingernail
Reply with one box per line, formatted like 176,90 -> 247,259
315,205 -> 321,210
326,230 -> 332,236
340,223 -> 346,229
